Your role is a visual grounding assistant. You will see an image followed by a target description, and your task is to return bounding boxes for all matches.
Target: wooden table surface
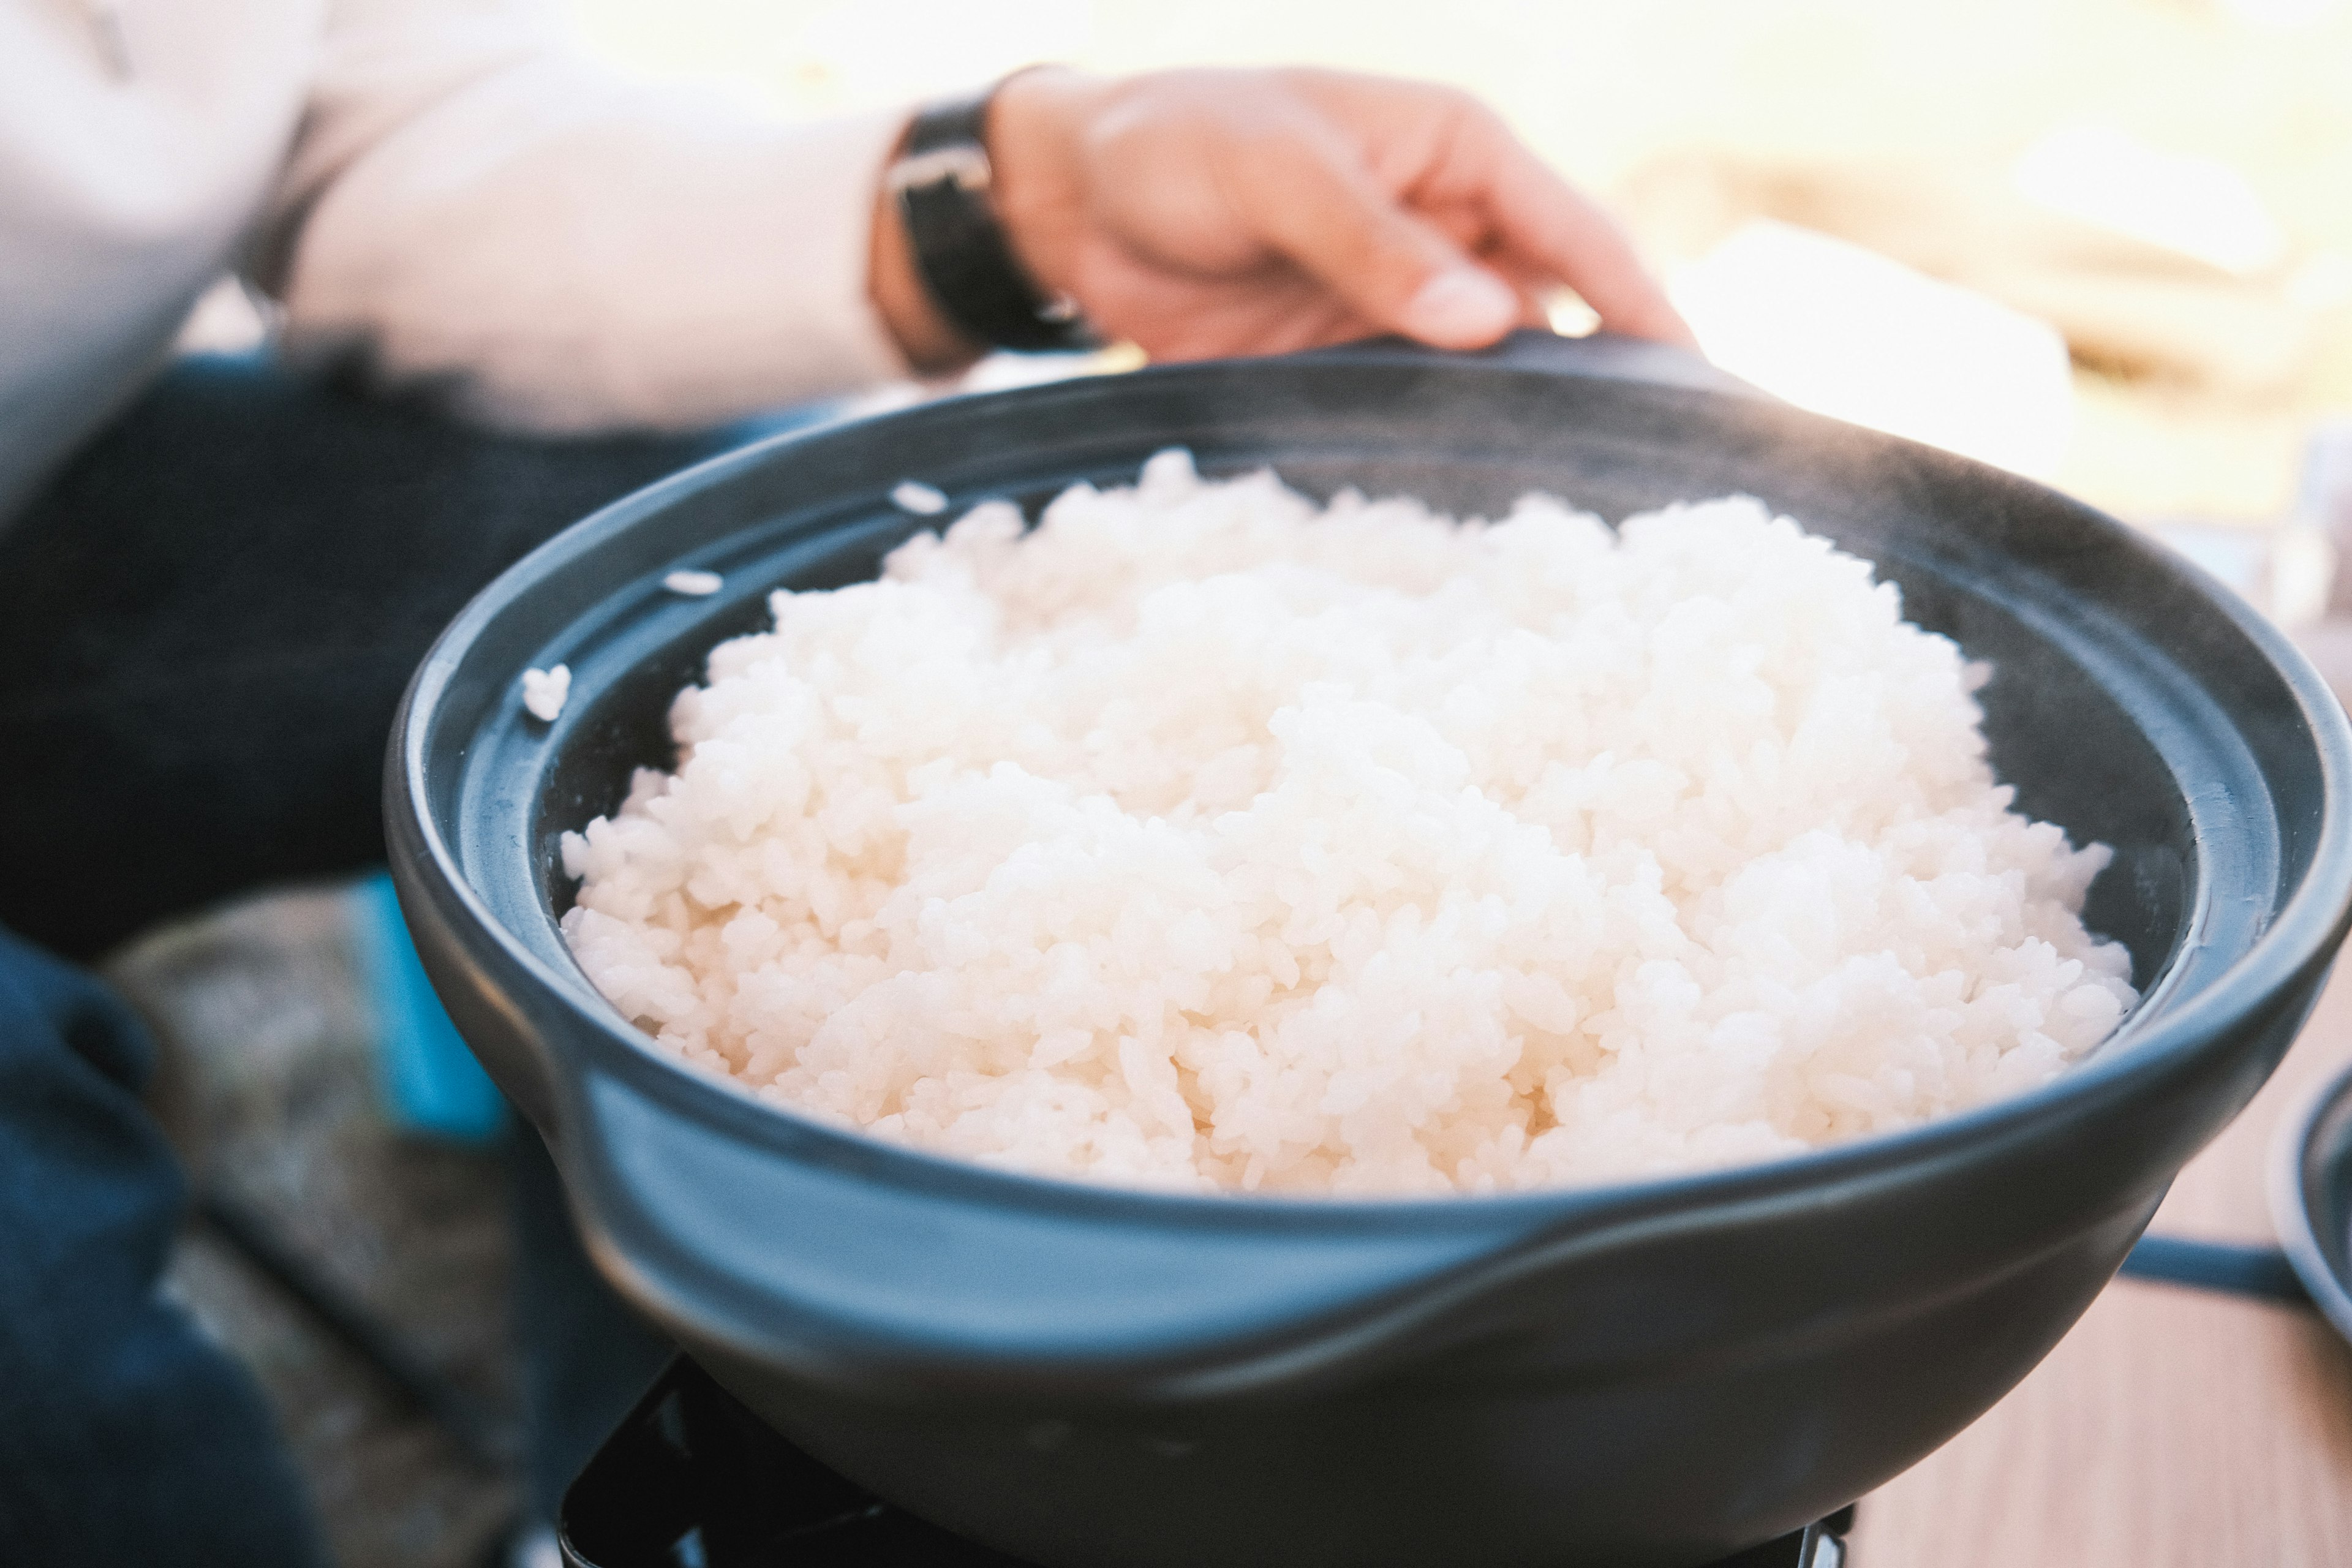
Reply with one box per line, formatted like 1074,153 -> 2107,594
1850,967 -> 2352,1566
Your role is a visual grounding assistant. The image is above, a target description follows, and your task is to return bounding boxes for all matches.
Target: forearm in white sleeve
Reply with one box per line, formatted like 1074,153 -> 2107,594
258,0 -> 912,433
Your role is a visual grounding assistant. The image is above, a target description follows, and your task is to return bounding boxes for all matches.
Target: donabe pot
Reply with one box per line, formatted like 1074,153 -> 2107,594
388,331 -> 2352,1567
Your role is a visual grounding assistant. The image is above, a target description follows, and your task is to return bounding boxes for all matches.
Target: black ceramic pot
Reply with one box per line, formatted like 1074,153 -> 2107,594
387,331 -> 2352,1568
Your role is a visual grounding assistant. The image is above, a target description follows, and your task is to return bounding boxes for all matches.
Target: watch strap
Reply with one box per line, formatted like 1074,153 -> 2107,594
888,86 -> 1098,354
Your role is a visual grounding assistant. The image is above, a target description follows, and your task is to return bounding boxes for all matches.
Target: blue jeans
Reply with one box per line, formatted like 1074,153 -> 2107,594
0,355 -> 800,1564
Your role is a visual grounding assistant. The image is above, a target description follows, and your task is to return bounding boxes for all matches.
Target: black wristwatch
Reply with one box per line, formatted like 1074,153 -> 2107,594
886,81 -> 1100,354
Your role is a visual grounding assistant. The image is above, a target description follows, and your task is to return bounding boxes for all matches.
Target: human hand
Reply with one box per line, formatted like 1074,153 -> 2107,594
871,66 -> 1692,371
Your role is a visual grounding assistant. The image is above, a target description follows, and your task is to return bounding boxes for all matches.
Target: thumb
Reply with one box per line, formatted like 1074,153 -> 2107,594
1396,266 -> 1525,345
1235,124 -> 1520,349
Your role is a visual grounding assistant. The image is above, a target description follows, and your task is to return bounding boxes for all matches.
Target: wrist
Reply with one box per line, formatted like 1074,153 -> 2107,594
869,72 -> 1106,372
868,136 -> 981,375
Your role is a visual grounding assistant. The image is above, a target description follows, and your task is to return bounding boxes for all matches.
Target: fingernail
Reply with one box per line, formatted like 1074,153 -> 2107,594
1403,268 -> 1517,343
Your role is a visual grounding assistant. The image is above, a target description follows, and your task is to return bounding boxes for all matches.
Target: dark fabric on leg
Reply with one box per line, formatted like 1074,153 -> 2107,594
0,352 -> 823,1547
0,924 -> 327,1567
0,352 -> 760,962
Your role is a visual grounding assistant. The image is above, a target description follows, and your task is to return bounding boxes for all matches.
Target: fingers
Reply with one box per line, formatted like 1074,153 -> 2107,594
1224,115 -> 1522,350
1235,78 -> 1694,352
1474,124 -> 1698,348
1302,72 -> 1693,348
1063,67 -> 1689,359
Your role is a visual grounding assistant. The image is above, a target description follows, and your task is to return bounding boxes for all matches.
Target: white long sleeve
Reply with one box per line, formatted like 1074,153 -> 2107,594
262,0 -> 911,432
0,0 -> 913,526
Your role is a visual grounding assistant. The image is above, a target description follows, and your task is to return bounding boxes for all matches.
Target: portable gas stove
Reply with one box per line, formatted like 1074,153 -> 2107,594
559,1359 -> 1853,1568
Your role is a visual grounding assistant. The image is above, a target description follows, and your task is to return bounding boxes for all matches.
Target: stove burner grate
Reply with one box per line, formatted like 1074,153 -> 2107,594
559,1359 -> 1853,1568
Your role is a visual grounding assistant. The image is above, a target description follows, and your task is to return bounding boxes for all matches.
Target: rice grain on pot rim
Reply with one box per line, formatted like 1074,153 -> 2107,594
559,450 -> 2136,1196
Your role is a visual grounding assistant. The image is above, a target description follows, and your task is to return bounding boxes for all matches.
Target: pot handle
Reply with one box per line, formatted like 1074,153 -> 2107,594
553,1044 -> 1557,1406
2117,1234 -> 2309,1305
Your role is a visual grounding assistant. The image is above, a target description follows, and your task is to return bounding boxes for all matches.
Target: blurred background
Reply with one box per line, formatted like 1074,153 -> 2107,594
149,3 -> 2352,1566
561,0 -> 2352,526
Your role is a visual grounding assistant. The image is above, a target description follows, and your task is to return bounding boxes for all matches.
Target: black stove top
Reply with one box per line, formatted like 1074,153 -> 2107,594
560,1359 -> 1852,1568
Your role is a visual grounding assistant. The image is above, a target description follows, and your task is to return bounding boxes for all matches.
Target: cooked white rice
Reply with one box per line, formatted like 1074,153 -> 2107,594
560,451 -> 2135,1196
